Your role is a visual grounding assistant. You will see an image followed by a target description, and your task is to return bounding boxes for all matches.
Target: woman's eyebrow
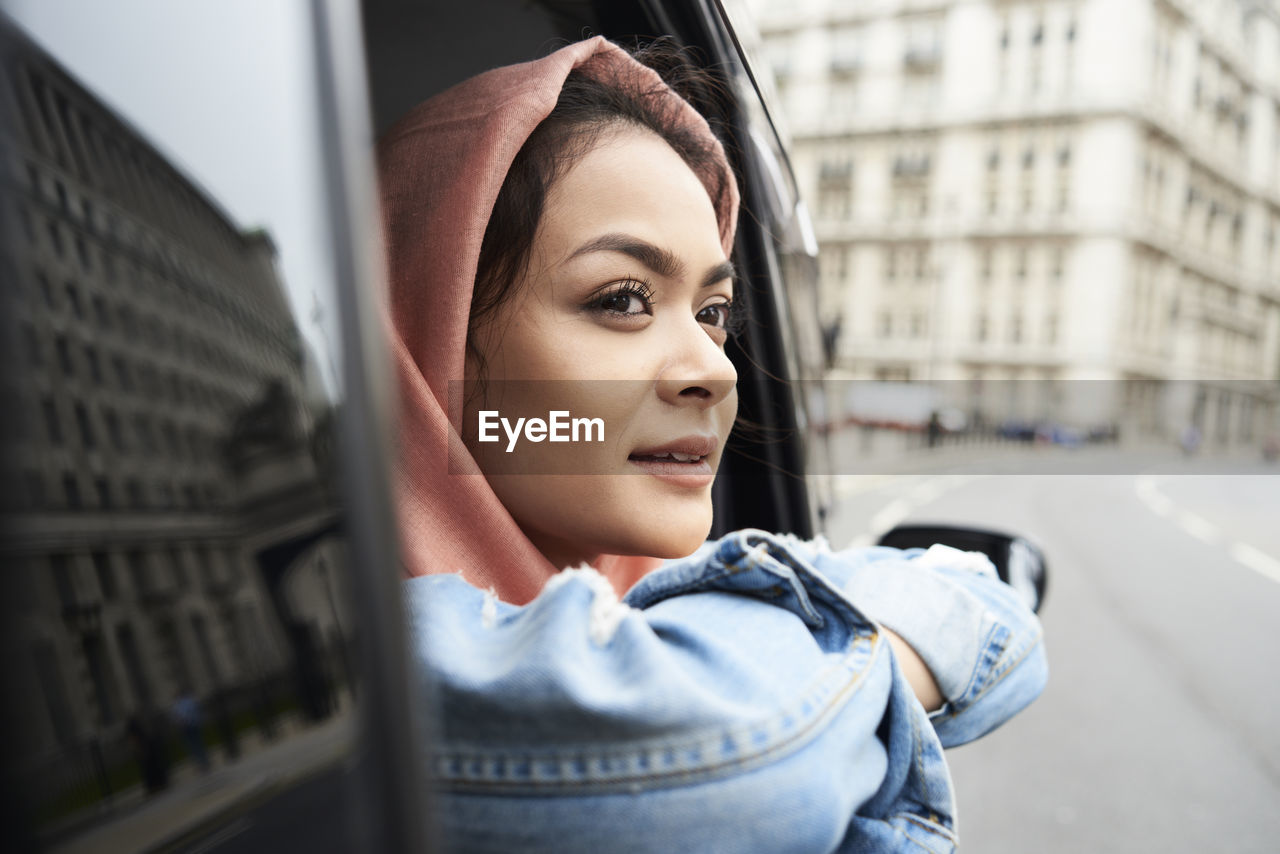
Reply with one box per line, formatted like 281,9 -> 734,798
567,233 -> 734,289
568,233 -> 683,278
701,260 -> 736,289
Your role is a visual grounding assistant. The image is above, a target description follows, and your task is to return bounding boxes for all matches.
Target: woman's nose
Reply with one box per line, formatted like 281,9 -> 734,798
656,320 -> 738,408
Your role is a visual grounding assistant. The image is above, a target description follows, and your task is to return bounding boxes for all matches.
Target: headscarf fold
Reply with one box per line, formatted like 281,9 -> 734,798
379,37 -> 740,604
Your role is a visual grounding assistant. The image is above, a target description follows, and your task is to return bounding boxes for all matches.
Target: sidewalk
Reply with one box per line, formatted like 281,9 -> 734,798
823,426 -> 1273,476
47,711 -> 354,854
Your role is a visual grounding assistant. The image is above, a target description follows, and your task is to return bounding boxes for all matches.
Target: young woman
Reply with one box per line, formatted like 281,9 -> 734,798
380,37 -> 1046,853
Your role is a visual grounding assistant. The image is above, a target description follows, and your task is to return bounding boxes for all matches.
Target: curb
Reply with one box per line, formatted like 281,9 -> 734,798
142,752 -> 347,854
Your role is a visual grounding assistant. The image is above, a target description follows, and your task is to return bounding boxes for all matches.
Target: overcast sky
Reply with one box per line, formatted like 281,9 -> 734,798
4,0 -> 341,391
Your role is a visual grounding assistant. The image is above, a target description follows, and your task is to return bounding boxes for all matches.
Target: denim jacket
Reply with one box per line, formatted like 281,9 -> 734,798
404,530 -> 1047,853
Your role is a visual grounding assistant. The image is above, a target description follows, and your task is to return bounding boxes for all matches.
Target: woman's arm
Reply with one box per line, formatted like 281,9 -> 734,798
406,531 -> 964,853
882,626 -> 944,712
773,536 -> 1048,747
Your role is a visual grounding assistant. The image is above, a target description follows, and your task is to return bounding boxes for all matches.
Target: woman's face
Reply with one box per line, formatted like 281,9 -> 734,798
463,126 -> 738,570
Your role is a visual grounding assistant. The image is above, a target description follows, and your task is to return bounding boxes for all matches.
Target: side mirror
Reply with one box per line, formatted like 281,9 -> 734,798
876,524 -> 1048,614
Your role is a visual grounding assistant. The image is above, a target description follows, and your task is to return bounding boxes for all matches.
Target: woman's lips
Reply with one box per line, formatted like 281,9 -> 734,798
626,456 -> 715,488
626,435 -> 719,488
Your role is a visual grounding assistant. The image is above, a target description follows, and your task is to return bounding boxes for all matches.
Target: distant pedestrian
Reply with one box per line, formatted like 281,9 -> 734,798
1179,424 -> 1201,456
171,686 -> 210,773
926,410 -> 942,448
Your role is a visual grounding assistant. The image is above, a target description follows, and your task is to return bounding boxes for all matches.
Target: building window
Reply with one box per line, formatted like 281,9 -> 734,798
95,477 -> 111,509
104,408 -> 124,450
1050,247 -> 1065,282
998,20 -> 1011,92
1020,146 -> 1035,212
63,473 -> 81,509
55,334 -> 73,375
902,16 -> 942,106
65,281 -> 82,318
162,421 -> 179,457
85,345 -> 102,383
168,547 -> 187,589
975,314 -> 989,342
43,398 -> 62,445
828,78 -> 859,118
36,271 -> 54,307
51,554 -> 76,610
891,151 -> 932,218
92,294 -> 110,327
134,415 -> 155,453
817,160 -> 854,219
820,244 -> 850,290
74,403 -> 94,448
1029,19 -> 1045,93
913,247 -> 929,281
1055,143 -> 1072,212
113,355 -> 132,391
986,143 -> 1002,213
46,219 -> 63,258
92,552 -> 116,599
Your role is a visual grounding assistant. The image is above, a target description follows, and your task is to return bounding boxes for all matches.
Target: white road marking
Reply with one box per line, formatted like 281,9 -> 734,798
1230,542 -> 1280,585
1175,510 -> 1221,544
846,475 -> 987,548
908,479 -> 945,504
1134,476 -> 1280,586
1134,476 -> 1174,516
869,499 -> 912,535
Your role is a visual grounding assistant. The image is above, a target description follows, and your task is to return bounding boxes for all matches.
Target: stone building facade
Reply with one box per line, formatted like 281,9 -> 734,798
0,16 -> 347,785
745,0 -> 1280,441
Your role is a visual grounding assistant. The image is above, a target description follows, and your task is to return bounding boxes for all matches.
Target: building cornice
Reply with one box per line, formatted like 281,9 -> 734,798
792,99 -> 1280,211
815,216 -> 1279,302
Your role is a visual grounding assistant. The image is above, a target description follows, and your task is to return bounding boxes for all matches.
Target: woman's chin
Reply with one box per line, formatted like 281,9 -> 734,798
623,515 -> 713,560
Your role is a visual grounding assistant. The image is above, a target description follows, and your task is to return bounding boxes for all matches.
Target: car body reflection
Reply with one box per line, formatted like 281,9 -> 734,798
0,18 -> 353,852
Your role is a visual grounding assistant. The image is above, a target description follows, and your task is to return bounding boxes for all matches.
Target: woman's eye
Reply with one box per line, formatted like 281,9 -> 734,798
598,291 -> 649,314
696,302 -> 731,329
589,280 -> 655,317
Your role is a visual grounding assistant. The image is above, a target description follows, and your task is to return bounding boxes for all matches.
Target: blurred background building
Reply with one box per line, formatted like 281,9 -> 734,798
0,18 -> 348,820
744,0 -> 1280,445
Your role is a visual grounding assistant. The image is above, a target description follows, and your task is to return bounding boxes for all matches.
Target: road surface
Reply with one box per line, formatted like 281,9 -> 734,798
825,452 -> 1280,853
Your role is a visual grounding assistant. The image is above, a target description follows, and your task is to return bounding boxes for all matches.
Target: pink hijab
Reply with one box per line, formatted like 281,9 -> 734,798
378,37 -> 740,605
